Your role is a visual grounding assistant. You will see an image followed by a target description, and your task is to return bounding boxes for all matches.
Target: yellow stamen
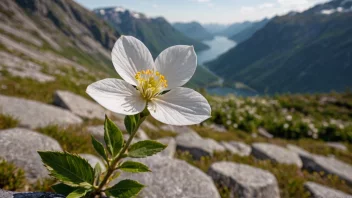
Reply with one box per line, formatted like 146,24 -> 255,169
134,69 -> 168,100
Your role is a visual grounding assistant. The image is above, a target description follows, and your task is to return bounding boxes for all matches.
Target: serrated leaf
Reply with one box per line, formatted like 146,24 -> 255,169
128,140 -> 166,158
51,183 -> 77,196
106,179 -> 144,198
38,151 -> 94,186
104,115 -> 124,157
67,188 -> 88,198
111,171 -> 121,181
124,115 -> 137,135
119,161 -> 150,173
91,135 -> 108,162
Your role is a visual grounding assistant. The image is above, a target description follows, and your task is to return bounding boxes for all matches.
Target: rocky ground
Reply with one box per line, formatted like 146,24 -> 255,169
0,87 -> 351,198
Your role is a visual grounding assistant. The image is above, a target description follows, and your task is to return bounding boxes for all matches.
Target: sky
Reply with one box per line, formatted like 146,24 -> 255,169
75,0 -> 330,24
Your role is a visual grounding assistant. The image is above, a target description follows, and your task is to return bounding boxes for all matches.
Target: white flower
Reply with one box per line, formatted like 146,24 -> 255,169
284,123 -> 289,129
86,36 -> 211,125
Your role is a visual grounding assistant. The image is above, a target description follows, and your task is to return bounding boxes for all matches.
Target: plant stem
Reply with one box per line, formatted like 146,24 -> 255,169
93,114 -> 147,196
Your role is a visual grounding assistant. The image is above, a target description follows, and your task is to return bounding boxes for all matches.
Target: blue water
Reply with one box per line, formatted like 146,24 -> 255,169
197,36 -> 237,65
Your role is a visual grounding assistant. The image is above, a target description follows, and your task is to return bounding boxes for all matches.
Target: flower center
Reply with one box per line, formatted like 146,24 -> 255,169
135,69 -> 168,100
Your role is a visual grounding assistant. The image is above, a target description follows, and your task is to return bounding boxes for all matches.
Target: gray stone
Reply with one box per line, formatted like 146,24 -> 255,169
304,182 -> 352,198
300,154 -> 352,185
327,142 -> 348,151
160,124 -> 196,134
0,190 -> 65,198
53,90 -> 108,119
251,143 -> 302,167
0,95 -> 83,129
79,154 -> 105,172
208,124 -> 227,133
0,51 -> 55,83
157,137 -> 176,158
208,162 -> 280,198
115,155 -> 220,198
176,131 -> 225,160
0,128 -> 62,183
221,141 -> 251,156
257,127 -> 273,139
286,144 -> 312,158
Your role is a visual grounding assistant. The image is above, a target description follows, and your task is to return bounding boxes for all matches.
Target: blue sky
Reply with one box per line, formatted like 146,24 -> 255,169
76,0 -> 329,24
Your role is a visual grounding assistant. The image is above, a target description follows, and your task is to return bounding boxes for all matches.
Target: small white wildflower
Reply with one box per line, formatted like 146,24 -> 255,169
284,123 -> 289,129
286,115 -> 292,121
87,36 -> 211,125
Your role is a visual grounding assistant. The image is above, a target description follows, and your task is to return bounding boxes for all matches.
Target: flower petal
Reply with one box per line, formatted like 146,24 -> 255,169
148,87 -> 211,125
86,78 -> 146,115
155,45 -> 197,89
112,36 -> 155,86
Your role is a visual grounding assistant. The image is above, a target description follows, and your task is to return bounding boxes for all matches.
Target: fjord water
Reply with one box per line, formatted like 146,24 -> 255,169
197,36 -> 237,65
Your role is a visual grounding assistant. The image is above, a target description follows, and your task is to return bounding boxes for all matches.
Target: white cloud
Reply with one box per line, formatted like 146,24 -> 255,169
259,3 -> 275,9
240,6 -> 255,13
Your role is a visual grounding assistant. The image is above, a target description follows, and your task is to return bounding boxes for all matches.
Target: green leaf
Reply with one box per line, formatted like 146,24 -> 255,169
104,115 -> 124,157
128,140 -> 166,158
67,188 -> 88,198
111,171 -> 121,181
106,179 -> 144,198
119,161 -> 150,173
51,183 -> 77,196
124,115 -> 138,135
91,135 -> 108,162
94,163 -> 102,178
38,151 -> 94,187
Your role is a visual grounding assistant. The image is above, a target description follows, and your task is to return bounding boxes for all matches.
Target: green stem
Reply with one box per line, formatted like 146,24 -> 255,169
93,113 -> 147,196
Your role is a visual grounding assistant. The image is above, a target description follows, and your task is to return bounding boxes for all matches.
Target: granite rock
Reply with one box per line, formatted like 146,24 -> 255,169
53,90 -> 107,119
208,161 -> 280,198
251,143 -> 302,167
0,128 -> 62,182
114,155 -> 220,198
0,95 -> 82,128
304,182 -> 352,198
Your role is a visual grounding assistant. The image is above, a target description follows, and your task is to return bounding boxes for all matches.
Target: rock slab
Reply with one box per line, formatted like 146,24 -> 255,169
0,128 -> 62,182
301,154 -> 352,185
157,137 -> 176,158
115,155 -> 220,198
0,94 -> 82,128
304,182 -> 352,198
53,90 -> 107,119
176,131 -> 225,160
251,143 -> 302,167
208,161 -> 280,198
221,141 -> 251,156
160,124 -> 196,134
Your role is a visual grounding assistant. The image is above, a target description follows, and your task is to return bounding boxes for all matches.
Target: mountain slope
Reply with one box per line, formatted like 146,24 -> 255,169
173,21 -> 214,41
218,21 -> 253,37
206,0 -> 352,94
202,23 -> 229,34
230,18 -> 270,44
94,7 -> 209,57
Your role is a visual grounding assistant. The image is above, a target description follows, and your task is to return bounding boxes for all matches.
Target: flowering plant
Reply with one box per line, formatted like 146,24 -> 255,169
38,36 -> 211,198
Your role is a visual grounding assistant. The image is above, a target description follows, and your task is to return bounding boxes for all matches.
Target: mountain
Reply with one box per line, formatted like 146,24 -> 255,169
202,23 -> 229,34
218,21 -> 253,37
94,7 -> 209,57
206,0 -> 352,94
230,18 -> 270,44
0,0 -> 121,76
173,21 -> 214,41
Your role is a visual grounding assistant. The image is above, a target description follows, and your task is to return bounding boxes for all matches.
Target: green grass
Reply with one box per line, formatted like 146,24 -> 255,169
0,114 -> 19,130
0,159 -> 26,191
37,125 -> 95,154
